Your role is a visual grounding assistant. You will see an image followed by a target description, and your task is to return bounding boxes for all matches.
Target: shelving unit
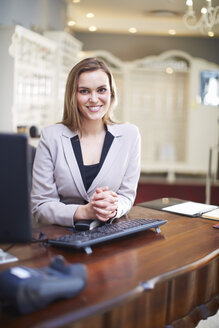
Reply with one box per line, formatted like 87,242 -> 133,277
6,26 -> 83,133
9,25 -> 57,131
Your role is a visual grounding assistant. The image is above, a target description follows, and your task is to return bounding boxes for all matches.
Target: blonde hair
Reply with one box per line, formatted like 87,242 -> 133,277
61,57 -> 118,134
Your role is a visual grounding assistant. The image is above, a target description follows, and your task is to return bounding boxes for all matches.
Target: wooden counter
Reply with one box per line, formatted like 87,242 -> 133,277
0,206 -> 218,328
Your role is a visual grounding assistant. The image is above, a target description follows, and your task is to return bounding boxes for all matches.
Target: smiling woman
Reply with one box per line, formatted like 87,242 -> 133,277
31,57 -> 141,228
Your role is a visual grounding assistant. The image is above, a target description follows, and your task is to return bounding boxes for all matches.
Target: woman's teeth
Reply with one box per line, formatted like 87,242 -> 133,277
87,106 -> 101,112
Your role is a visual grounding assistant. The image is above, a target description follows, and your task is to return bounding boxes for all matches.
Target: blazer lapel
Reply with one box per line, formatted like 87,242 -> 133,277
61,126 -> 88,201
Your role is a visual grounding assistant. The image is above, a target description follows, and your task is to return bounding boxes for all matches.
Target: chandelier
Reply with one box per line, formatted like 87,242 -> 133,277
183,0 -> 219,36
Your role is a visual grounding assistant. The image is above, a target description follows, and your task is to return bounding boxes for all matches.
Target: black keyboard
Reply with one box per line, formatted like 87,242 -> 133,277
48,218 -> 167,254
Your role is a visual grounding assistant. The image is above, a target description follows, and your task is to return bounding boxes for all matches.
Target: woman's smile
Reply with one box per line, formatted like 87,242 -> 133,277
86,105 -> 103,112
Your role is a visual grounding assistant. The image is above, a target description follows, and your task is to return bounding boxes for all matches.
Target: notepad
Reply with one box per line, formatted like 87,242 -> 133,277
202,208 -> 219,220
162,201 -> 218,218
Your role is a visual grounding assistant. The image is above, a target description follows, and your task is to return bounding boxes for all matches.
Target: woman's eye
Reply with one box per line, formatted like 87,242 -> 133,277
79,89 -> 89,94
98,88 -> 107,93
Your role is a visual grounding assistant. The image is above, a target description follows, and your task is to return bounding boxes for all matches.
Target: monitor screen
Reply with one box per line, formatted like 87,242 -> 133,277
0,133 -> 32,243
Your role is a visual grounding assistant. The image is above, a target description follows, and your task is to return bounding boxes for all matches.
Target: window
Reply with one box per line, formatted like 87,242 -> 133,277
200,71 -> 219,107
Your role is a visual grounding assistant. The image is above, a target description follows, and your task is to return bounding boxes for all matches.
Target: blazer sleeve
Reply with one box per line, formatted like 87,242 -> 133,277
115,125 -> 141,218
31,128 -> 79,226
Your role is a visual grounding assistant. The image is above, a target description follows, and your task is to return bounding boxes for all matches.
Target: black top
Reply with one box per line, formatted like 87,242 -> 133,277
84,163 -> 99,191
71,131 -> 114,191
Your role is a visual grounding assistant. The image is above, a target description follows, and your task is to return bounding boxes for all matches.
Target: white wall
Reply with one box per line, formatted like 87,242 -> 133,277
0,0 -> 66,31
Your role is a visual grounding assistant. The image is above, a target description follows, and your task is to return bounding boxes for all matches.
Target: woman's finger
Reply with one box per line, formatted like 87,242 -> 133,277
93,204 -> 117,215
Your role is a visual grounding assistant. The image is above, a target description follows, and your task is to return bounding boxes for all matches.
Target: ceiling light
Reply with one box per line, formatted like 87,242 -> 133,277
183,0 -> 219,35
86,13 -> 94,18
208,31 -> 214,37
67,20 -> 76,27
129,27 -> 137,34
72,0 -> 80,3
186,0 -> 193,6
168,29 -> 176,35
201,7 -> 208,15
88,26 -> 97,32
166,67 -> 174,74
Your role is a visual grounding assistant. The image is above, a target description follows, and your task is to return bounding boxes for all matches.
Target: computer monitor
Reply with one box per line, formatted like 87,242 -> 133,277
0,133 -> 32,261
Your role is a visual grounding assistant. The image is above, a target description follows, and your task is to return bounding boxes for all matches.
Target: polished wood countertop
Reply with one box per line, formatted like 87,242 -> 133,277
0,206 -> 218,328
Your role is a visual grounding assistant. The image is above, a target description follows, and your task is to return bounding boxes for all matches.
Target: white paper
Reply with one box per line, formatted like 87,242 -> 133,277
0,249 -> 18,264
162,201 -> 218,216
202,208 -> 219,220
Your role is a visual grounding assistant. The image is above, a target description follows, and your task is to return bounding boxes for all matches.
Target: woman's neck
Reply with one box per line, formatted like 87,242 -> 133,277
80,119 -> 105,137
79,120 -> 106,165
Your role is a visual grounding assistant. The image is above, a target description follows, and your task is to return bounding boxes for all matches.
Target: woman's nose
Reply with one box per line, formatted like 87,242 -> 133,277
89,92 -> 98,102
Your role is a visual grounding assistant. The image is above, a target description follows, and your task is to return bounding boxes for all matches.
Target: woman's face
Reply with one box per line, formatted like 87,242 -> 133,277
76,69 -> 111,123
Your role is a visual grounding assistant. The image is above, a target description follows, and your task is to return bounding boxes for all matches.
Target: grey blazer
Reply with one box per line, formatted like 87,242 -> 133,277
31,123 -> 141,226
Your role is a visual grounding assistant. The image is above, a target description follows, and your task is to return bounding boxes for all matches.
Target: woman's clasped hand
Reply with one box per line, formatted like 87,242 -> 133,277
91,187 -> 118,222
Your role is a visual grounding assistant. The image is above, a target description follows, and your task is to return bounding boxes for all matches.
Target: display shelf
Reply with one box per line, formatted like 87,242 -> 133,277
7,26 -> 83,132
9,25 -> 57,131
